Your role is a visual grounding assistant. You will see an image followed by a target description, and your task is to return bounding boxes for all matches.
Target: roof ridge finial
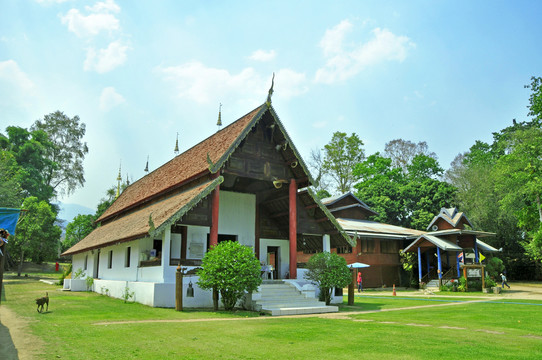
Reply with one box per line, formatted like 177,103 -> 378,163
116,161 -> 122,198
174,132 -> 179,156
266,72 -> 275,108
144,155 -> 149,173
217,103 -> 222,130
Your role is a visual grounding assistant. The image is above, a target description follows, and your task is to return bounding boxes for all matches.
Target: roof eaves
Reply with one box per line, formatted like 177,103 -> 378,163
268,105 -> 316,186
306,187 -> 355,247
149,176 -> 224,239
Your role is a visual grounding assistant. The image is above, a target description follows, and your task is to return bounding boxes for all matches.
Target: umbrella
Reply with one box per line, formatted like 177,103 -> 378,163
347,262 -> 370,268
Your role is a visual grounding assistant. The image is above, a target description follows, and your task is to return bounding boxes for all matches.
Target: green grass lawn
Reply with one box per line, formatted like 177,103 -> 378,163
2,278 -> 542,359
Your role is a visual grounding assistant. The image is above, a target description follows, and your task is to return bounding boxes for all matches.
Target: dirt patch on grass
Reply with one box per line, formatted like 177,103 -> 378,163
0,306 -> 43,360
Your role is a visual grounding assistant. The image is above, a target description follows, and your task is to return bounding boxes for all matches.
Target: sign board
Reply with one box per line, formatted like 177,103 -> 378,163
467,268 -> 482,278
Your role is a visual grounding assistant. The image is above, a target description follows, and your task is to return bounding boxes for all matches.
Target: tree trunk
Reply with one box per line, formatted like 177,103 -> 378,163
17,249 -> 24,277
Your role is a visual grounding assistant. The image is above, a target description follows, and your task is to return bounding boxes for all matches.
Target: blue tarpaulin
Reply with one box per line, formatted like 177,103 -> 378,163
0,208 -> 22,235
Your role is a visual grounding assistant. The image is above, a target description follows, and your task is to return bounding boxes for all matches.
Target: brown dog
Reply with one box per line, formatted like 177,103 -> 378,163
36,292 -> 49,313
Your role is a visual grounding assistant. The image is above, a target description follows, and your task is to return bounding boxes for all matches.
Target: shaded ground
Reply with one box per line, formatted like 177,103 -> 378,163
0,306 -> 43,360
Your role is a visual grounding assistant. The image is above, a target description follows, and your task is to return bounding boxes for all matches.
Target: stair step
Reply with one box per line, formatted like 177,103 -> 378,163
256,282 -> 338,316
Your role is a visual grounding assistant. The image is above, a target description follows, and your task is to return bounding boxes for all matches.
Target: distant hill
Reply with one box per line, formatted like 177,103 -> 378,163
56,202 -> 94,225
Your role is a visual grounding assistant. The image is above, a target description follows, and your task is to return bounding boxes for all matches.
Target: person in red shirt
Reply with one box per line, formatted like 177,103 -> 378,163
357,271 -> 363,293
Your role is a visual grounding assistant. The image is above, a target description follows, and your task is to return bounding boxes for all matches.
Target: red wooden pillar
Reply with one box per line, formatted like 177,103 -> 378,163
210,174 -> 220,248
289,178 -> 297,279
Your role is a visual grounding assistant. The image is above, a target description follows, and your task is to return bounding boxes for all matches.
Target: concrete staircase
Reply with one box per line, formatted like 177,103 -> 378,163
254,280 -> 338,316
427,279 -> 440,290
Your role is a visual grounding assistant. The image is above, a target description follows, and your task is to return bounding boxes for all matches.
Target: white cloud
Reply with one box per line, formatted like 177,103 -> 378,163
319,19 -> 353,57
158,62 -> 307,104
0,60 -> 36,110
60,0 -> 120,38
274,69 -> 308,99
86,0 -> 120,13
249,49 -> 276,62
0,60 -> 35,92
99,86 -> 125,111
84,41 -> 129,73
315,21 -> 415,84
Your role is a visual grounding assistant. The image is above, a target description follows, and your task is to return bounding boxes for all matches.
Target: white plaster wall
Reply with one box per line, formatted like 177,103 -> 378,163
98,241 -> 140,281
259,238 -> 290,279
93,276 -> 215,308
218,191 -> 256,247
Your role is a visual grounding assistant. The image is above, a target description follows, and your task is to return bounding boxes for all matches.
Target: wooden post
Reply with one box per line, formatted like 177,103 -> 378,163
289,179 -> 297,279
210,180 -> 220,248
0,250 -> 4,305
481,265 -> 485,289
175,266 -> 184,311
348,269 -> 355,305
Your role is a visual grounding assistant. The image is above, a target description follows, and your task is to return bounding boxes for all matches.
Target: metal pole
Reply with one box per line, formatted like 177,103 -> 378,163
418,247 -> 422,283
348,269 -> 355,305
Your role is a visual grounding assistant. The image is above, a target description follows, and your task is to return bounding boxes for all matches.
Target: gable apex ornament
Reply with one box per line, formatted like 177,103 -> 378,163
216,103 -> 222,130
266,73 -> 275,108
174,132 -> 180,155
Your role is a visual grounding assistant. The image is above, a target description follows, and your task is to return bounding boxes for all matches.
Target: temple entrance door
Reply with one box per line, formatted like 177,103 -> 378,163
267,246 -> 279,279
93,251 -> 100,278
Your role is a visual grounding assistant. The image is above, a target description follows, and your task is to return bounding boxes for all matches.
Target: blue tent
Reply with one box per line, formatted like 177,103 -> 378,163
0,208 -> 22,235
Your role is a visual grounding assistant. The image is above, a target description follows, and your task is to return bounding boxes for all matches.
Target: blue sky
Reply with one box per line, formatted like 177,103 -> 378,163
1,0 -> 541,211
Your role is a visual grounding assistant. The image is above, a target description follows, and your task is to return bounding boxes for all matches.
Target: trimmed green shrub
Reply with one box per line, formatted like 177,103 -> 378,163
197,241 -> 262,311
304,252 -> 351,305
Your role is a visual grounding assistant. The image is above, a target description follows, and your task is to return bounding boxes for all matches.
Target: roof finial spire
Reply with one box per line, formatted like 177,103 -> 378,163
144,155 -> 149,173
174,132 -> 179,156
216,103 -> 222,131
266,72 -> 275,108
116,161 -> 122,198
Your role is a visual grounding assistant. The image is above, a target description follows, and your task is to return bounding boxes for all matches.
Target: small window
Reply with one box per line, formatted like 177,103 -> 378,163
361,239 -> 375,253
381,240 -> 397,254
125,247 -> 131,267
303,249 -> 318,254
84,255 -> 88,270
206,234 -> 238,252
336,246 -> 352,254
108,250 -> 113,269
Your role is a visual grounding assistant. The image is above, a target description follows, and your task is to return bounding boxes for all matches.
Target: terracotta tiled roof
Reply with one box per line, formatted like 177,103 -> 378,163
98,105 -> 265,223
62,178 -> 222,256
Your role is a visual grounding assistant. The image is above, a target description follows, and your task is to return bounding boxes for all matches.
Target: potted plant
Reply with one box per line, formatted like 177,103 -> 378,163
419,281 -> 426,290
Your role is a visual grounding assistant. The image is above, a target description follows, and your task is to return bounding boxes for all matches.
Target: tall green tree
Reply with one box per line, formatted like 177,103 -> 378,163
62,214 -> 95,253
384,139 -> 437,173
31,111 -> 89,197
1,126 -> 55,201
353,153 -> 455,230
0,151 -> 24,207
322,131 -> 365,193
353,153 -> 405,225
10,197 -> 61,275
494,127 -> 542,261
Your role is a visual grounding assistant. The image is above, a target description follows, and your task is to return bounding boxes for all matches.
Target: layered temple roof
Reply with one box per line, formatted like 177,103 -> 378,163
63,101 -> 353,256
